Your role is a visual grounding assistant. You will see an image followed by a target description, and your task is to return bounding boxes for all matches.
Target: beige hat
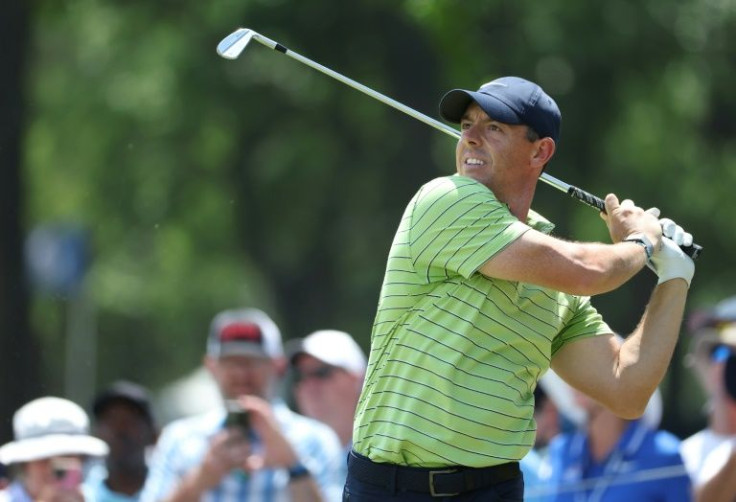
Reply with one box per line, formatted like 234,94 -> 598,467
0,397 -> 109,465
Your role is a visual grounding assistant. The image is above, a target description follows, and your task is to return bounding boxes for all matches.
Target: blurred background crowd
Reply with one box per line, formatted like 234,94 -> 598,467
3,0 -> 736,500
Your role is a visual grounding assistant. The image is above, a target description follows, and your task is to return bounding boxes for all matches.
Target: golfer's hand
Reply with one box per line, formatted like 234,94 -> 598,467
659,218 -> 693,248
601,194 -> 662,249
647,218 -> 695,287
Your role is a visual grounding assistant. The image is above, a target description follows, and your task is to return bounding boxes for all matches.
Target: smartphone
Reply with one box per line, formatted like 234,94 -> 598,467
51,457 -> 83,490
224,400 -> 251,435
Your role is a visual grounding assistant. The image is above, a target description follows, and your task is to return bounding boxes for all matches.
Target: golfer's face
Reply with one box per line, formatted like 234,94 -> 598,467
455,102 -> 535,188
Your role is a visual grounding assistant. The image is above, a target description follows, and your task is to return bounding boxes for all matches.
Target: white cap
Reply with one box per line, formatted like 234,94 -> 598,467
0,397 -> 109,464
289,330 -> 367,375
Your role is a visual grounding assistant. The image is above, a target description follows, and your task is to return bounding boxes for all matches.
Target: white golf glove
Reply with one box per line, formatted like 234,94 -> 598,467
647,218 -> 695,287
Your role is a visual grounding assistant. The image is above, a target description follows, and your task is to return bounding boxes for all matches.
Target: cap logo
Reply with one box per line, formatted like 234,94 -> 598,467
220,323 -> 263,344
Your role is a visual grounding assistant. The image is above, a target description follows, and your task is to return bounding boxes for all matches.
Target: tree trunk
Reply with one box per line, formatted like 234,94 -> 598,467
0,0 -> 41,444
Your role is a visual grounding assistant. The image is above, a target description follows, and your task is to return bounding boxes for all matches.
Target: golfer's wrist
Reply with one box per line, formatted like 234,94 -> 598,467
623,233 -> 654,261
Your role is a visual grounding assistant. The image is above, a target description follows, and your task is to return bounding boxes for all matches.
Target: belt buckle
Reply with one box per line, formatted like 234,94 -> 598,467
428,469 -> 458,497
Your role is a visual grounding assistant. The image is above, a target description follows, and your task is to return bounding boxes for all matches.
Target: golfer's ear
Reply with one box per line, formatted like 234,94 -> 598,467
532,137 -> 556,168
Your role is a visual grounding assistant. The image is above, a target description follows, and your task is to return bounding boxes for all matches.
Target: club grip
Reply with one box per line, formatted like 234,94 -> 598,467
567,186 -> 703,260
568,186 -> 606,212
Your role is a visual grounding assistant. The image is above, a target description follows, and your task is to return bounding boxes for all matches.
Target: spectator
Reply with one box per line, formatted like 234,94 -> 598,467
140,308 -> 344,502
0,462 -> 8,490
535,380 -> 691,501
287,330 -> 367,480
524,371 -> 581,501
691,349 -> 736,501
534,381 -> 562,453
680,296 -> 736,500
0,396 -> 109,502
85,380 -> 158,501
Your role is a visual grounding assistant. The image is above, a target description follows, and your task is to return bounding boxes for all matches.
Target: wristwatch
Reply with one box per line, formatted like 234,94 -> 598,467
624,233 -> 654,260
287,461 -> 311,481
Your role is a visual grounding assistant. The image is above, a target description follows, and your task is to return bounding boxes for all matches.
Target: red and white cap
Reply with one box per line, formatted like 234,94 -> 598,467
207,308 -> 284,360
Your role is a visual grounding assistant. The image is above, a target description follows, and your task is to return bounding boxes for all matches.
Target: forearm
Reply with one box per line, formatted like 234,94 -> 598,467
569,241 -> 649,296
613,279 -> 688,417
481,234 -> 649,297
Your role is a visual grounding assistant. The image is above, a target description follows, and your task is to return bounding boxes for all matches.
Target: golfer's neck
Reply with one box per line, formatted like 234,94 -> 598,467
489,176 -> 537,222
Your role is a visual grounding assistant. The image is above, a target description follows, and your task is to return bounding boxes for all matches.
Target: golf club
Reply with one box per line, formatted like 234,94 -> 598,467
216,28 -> 702,260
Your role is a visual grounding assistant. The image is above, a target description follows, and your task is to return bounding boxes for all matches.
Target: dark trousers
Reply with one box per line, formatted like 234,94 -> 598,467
343,451 -> 524,501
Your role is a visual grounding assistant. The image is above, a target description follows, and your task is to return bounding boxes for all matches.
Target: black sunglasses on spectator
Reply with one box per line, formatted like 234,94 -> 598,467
294,365 -> 339,383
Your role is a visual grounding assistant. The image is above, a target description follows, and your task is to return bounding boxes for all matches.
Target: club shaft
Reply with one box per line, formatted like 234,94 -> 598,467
248,34 -> 586,197
241,31 -> 702,259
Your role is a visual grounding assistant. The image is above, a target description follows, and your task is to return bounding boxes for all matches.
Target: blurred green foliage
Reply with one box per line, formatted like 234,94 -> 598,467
19,0 -> 736,435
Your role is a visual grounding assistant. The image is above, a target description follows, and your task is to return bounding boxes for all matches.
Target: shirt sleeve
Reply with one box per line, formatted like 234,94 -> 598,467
288,418 -> 345,502
139,424 -> 183,502
552,295 -> 612,356
409,176 -> 529,282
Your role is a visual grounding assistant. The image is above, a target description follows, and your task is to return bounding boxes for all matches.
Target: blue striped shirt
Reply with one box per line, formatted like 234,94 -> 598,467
140,400 -> 344,502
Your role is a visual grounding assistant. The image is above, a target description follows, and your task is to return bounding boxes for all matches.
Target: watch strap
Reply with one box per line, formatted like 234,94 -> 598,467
624,233 -> 654,260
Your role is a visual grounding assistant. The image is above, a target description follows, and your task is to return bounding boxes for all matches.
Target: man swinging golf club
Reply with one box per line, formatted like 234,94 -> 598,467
345,76 -> 695,501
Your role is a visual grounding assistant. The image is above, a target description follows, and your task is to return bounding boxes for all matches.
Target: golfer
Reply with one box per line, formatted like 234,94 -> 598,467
344,76 -> 695,501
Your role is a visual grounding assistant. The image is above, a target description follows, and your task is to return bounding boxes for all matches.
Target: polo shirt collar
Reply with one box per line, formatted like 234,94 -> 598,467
527,209 -> 555,235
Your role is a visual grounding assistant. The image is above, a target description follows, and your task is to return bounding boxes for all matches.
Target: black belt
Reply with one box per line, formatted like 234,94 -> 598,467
347,451 -> 520,497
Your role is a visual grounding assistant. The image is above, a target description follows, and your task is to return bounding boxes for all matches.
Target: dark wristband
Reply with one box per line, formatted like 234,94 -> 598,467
287,461 -> 310,481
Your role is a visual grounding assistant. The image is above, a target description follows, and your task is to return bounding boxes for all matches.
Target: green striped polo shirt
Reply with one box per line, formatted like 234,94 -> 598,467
352,174 -> 610,468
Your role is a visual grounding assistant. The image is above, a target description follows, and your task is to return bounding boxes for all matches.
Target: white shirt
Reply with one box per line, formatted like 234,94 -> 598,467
680,428 -> 735,486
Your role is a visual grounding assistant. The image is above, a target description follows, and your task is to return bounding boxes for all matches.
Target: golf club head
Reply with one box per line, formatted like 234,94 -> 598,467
217,28 -> 254,59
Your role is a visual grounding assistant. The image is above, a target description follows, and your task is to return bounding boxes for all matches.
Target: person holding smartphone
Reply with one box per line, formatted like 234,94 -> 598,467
0,396 -> 109,502
140,308 -> 344,502
680,296 -> 736,500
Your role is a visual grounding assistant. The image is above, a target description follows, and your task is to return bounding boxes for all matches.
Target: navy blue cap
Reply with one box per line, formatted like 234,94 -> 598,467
92,380 -> 155,425
439,76 -> 561,143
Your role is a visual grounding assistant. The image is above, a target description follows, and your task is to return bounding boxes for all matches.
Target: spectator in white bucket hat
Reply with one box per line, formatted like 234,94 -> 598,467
0,396 -> 108,502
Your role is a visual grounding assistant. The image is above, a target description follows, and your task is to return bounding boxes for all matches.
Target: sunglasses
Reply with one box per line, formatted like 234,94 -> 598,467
711,344 -> 736,363
294,365 -> 339,383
